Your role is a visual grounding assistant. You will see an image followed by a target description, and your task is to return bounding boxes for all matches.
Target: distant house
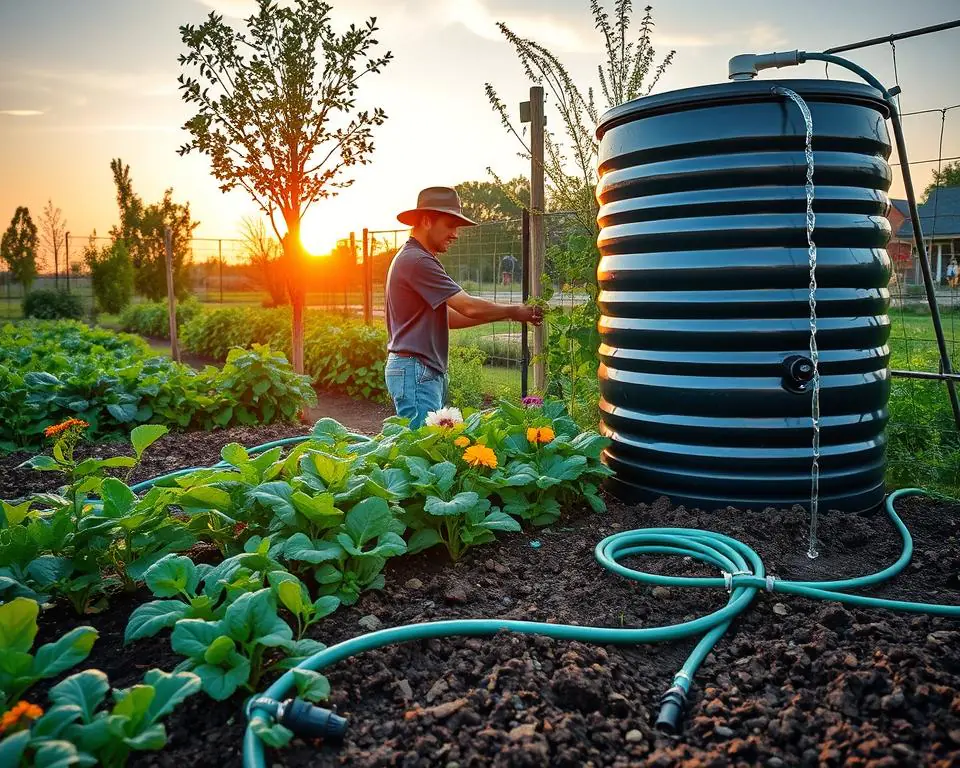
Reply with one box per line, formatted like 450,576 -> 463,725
888,187 -> 960,286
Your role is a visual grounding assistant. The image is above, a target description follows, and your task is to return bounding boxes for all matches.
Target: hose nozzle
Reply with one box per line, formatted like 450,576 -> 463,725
729,50 -> 803,80
655,685 -> 688,734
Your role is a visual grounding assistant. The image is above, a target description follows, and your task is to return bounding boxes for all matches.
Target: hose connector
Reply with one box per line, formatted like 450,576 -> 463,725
655,685 -> 688,734
248,696 -> 348,742
277,698 -> 348,741
728,50 -> 802,80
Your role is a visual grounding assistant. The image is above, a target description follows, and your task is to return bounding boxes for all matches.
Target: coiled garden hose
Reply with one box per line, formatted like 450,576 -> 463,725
237,486 -> 958,767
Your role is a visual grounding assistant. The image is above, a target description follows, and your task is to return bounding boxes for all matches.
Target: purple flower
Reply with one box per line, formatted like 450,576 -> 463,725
522,395 -> 544,408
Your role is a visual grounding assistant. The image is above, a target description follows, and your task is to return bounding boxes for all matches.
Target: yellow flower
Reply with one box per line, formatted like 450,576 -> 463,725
527,426 -> 555,445
0,701 -> 43,734
454,436 -> 470,448
44,418 -> 89,438
463,444 -> 498,469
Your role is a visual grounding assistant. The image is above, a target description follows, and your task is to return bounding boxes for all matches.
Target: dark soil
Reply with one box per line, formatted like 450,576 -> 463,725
12,428 -> 960,768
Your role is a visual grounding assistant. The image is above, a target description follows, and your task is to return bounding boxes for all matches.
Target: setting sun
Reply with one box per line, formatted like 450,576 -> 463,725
299,215 -> 342,256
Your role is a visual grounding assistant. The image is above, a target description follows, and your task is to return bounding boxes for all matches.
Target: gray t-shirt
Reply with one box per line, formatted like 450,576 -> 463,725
385,238 -> 462,374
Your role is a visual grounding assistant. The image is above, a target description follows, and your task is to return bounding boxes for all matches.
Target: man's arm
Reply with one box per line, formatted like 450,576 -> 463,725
447,291 -> 542,326
448,306 -> 489,329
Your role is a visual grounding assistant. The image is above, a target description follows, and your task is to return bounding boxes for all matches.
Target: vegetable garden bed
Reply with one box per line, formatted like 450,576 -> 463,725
4,423 -> 959,767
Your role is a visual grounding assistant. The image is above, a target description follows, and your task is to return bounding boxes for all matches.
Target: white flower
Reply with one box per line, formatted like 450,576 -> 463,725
424,407 -> 464,428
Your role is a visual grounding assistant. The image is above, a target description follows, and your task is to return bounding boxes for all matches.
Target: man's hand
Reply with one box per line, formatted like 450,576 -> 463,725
512,303 -> 545,326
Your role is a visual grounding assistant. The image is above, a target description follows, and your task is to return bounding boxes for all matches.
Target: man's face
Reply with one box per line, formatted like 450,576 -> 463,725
423,213 -> 464,254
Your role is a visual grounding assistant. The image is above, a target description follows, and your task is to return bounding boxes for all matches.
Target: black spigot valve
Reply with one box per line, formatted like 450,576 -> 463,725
782,354 -> 816,393
277,698 -> 348,741
655,685 -> 688,734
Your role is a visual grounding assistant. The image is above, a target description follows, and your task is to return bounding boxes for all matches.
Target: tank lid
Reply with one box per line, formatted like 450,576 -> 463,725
596,79 -> 889,140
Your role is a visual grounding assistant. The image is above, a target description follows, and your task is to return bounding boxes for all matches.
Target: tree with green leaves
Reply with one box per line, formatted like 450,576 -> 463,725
84,235 -> 134,314
455,177 -> 531,223
1,207 -> 39,292
486,1 -> 674,240
486,1 -> 674,419
109,159 -> 198,301
923,160 -> 960,202
176,0 -> 392,373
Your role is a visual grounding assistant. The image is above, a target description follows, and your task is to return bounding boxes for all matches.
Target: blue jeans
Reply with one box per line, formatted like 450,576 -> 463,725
384,353 -> 448,428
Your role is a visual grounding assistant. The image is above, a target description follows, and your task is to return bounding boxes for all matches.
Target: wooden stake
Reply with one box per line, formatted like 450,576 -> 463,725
164,226 -> 180,363
529,85 -> 546,393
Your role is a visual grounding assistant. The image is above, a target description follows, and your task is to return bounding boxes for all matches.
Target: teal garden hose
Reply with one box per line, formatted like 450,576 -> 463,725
239,485 -> 959,767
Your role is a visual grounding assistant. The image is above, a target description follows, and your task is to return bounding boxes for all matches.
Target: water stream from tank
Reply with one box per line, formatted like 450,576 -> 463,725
772,85 -> 821,560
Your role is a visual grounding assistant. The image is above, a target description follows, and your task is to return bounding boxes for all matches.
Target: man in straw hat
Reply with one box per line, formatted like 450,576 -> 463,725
384,186 -> 543,427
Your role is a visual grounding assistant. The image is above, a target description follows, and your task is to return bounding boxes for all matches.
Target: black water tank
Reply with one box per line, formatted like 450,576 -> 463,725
595,79 -> 892,513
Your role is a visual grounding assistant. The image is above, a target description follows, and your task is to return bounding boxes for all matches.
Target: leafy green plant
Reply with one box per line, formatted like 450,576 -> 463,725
0,668 -> 200,768
124,544 -> 288,645
447,345 -> 488,409
118,299 -> 203,339
21,290 -> 84,320
0,598 -> 98,712
170,588 -> 296,699
84,239 -> 135,314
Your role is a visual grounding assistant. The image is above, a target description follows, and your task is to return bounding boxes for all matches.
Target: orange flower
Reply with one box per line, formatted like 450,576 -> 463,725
44,418 -> 89,438
462,444 -> 498,469
453,436 -> 470,448
0,701 -> 43,734
527,426 -> 555,445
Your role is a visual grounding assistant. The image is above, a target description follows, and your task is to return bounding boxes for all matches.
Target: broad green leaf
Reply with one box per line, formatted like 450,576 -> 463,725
194,653 -> 250,700
122,723 -> 168,751
99,478 -> 136,518
279,637 -> 326,662
32,626 -> 98,678
406,528 -> 443,554
275,580 -> 304,616
282,533 -> 343,564
424,492 -> 479,517
144,555 -> 200,598
221,443 -> 249,467
249,482 -> 296,525
89,456 -> 138,470
131,425 -> 169,459
171,620 -> 225,660
311,595 -> 340,619
344,497 -> 392,545
250,718 -> 294,748
290,492 -> 341,526
178,486 -> 233,512
107,402 -> 138,422
305,451 -> 350,486
142,669 -> 202,724
203,635 -> 236,665
292,669 -> 331,703
541,454 -> 588,481
569,431 -> 608,459
33,739 -> 92,768
365,467 -> 411,500
431,462 -> 457,494
0,597 -> 39,653
310,418 -> 350,441
49,670 -> 110,722
29,705 -> 84,742
20,455 -> 59,471
125,601 -> 190,644
111,683 -> 155,724
503,462 -> 539,487
481,511 -> 523,532
222,589 -> 292,647
0,729 -> 29,766
1,500 -> 32,528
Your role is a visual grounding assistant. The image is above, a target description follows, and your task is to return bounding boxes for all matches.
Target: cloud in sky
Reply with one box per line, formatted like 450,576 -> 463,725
0,109 -> 43,116
23,67 -> 176,97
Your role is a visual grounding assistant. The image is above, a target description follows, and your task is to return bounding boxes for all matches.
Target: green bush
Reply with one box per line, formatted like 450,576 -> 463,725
118,298 -> 204,339
21,289 -> 84,320
448,345 -> 487,409
0,321 -> 316,451
85,239 -> 134,313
